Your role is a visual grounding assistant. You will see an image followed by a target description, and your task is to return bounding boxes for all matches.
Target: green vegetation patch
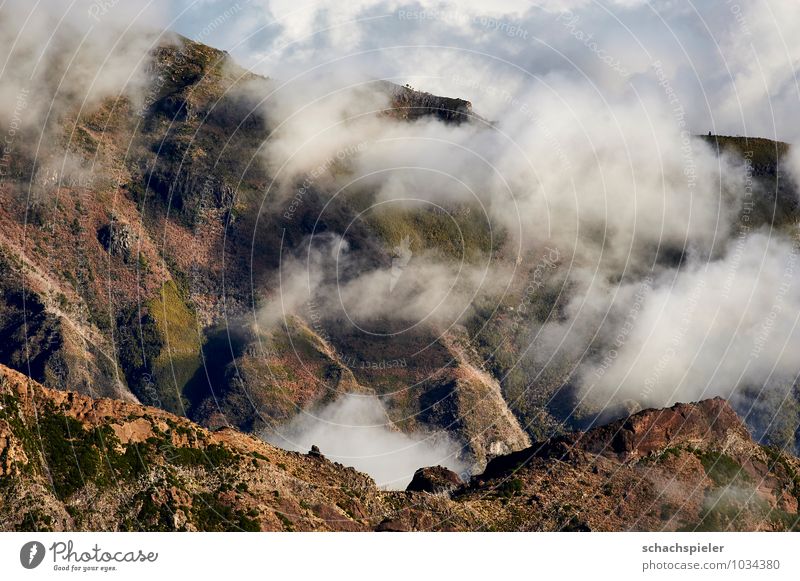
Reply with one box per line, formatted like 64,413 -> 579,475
31,412 -> 150,499
148,280 -> 202,410
500,478 -> 524,497
123,481 -> 184,532
191,492 -> 260,531
364,204 -> 498,261
116,280 -> 202,414
693,449 -> 750,487
18,509 -> 55,532
640,446 -> 683,465
168,443 -> 237,469
685,500 -> 746,532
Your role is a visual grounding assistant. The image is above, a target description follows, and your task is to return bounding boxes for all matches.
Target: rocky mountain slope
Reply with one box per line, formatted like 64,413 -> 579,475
0,34 -> 533,473
1,32 -> 799,483
1,364 -> 797,531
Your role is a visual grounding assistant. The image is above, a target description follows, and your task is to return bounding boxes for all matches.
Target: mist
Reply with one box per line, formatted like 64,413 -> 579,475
263,394 -> 468,489
228,0 -> 800,449
253,63 -> 774,418
0,0 -> 169,200
576,233 -> 800,409
0,1 -> 167,125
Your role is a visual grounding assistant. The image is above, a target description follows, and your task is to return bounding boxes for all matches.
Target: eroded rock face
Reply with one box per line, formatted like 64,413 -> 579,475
406,466 -> 463,494
0,420 -> 27,477
576,397 -> 750,461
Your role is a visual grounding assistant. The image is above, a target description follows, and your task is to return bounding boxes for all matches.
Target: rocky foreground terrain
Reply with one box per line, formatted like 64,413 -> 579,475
1,363 -> 798,532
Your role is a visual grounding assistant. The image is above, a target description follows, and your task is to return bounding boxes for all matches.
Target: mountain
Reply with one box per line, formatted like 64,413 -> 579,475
1,364 -> 798,531
1,32 -> 800,523
0,34 -> 534,473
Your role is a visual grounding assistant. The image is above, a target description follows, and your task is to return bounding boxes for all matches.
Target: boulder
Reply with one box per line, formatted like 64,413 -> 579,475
406,466 -> 463,494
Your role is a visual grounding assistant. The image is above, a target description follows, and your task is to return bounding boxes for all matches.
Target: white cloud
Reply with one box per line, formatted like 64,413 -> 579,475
264,393 -> 467,489
578,233 -> 800,409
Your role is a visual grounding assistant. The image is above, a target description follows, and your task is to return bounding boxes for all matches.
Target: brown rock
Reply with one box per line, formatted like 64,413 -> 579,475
406,466 -> 463,494
576,397 -> 749,461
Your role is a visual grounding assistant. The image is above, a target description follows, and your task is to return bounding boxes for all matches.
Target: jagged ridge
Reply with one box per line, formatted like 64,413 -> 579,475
2,364 -> 798,532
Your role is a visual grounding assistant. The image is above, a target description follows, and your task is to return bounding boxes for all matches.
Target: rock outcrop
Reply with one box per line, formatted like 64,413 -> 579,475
97,220 -> 133,262
482,398 -> 756,479
380,82 -> 475,124
406,466 -> 463,495
576,398 -> 749,460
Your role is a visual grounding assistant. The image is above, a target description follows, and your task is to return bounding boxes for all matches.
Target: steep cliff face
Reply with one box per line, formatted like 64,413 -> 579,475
424,328 -> 530,470
2,364 -> 797,532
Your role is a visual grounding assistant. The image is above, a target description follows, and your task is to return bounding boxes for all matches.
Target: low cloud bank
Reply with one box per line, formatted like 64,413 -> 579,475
263,394 -> 468,489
